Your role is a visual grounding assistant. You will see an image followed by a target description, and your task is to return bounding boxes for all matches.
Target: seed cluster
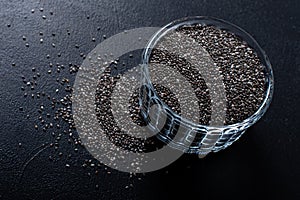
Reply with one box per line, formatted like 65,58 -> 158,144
149,24 -> 267,125
95,60 -> 180,153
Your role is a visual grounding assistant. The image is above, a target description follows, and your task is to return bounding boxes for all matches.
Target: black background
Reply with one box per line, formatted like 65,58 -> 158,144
0,0 -> 299,199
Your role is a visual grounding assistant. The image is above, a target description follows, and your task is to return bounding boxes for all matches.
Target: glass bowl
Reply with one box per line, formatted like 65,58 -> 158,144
139,16 -> 274,157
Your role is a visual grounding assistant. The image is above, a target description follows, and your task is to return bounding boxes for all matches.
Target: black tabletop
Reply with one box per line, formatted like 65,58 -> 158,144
0,0 -> 299,199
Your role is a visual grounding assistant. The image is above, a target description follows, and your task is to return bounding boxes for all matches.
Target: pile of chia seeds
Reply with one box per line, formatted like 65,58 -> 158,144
149,24 -> 267,125
95,57 -> 178,153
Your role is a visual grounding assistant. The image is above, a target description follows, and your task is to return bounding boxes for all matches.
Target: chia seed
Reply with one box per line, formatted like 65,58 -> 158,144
149,24 -> 266,125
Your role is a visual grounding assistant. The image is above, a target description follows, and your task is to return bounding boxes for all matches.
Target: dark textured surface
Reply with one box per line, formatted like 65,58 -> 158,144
0,0 -> 299,199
